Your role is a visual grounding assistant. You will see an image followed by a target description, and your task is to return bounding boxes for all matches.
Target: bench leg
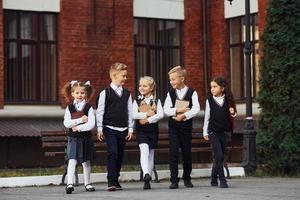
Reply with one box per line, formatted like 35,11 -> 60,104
74,170 -> 79,186
139,168 -> 144,181
224,162 -> 231,179
60,158 -> 68,185
152,165 -> 160,183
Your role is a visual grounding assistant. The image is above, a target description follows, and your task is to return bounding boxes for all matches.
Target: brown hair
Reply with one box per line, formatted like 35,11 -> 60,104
61,81 -> 95,103
208,77 -> 237,112
168,66 -> 187,78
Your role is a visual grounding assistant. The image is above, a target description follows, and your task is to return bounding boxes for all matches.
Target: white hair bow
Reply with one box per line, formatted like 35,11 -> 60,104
70,80 -> 78,86
84,81 -> 91,85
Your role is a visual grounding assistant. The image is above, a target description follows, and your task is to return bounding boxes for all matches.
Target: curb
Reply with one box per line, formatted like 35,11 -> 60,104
0,167 -> 244,188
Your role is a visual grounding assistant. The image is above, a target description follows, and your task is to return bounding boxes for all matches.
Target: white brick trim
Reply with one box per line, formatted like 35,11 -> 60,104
3,0 -> 60,12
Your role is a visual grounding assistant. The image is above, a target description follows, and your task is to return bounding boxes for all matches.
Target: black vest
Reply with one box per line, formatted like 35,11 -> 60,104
67,103 -> 92,137
135,98 -> 159,132
168,88 -> 194,130
207,96 -> 231,133
103,86 -> 130,127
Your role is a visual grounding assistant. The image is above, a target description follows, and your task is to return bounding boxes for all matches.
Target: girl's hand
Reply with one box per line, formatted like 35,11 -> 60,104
81,115 -> 88,123
72,127 -> 78,132
139,119 -> 149,125
126,132 -> 133,141
147,110 -> 155,117
203,135 -> 209,141
97,131 -> 104,141
229,107 -> 237,117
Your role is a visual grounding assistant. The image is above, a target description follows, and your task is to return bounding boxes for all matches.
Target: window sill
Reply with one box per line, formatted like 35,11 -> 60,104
0,105 -> 65,118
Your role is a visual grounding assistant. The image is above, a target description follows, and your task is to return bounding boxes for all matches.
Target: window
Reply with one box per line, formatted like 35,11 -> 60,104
134,18 -> 182,99
4,10 -> 58,104
228,14 -> 259,100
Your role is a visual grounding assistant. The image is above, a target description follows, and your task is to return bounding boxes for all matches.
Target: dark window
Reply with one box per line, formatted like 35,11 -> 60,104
134,18 -> 182,100
4,10 -> 58,104
228,14 -> 259,100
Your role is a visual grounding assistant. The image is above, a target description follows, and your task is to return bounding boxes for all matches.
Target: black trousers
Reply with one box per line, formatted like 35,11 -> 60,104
208,131 -> 227,183
104,127 -> 127,185
169,126 -> 192,183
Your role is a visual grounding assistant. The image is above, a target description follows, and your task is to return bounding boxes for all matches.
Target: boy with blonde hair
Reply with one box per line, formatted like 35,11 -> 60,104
163,66 -> 200,189
96,62 -> 133,191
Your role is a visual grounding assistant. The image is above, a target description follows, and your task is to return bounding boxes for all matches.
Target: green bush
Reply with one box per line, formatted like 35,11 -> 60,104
257,0 -> 300,175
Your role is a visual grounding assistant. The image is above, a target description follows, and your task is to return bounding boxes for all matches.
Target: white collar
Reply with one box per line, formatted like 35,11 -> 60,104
110,82 -> 122,91
176,86 -> 188,93
213,95 -> 225,101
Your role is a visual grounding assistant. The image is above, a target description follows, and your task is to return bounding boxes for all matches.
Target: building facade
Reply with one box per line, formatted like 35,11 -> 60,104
0,0 -> 268,167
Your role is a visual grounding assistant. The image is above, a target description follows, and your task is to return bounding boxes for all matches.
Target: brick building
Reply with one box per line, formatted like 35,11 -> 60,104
0,0 -> 268,168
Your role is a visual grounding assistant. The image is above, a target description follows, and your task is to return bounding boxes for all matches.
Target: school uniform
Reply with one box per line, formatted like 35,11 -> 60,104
203,95 -> 233,187
63,100 -> 96,192
96,83 -> 133,188
163,86 -> 200,186
132,95 -> 164,186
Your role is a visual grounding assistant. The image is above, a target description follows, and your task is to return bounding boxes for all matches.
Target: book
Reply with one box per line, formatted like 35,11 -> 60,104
175,99 -> 189,110
71,111 -> 85,120
138,101 -> 153,113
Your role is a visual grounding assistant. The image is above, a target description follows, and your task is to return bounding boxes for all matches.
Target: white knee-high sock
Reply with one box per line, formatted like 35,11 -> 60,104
82,161 -> 91,186
148,149 -> 155,175
139,143 -> 150,176
67,159 -> 77,185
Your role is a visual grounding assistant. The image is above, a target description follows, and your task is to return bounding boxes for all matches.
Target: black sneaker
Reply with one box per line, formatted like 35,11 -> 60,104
143,174 -> 151,190
65,184 -> 74,194
184,180 -> 194,188
169,182 -> 179,189
220,182 -> 229,188
211,182 -> 218,187
115,181 -> 122,190
107,183 -> 116,191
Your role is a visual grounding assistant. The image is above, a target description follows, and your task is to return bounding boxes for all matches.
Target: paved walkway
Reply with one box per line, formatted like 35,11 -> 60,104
0,177 -> 299,200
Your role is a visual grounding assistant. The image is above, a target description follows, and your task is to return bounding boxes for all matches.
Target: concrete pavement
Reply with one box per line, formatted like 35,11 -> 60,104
0,177 -> 299,200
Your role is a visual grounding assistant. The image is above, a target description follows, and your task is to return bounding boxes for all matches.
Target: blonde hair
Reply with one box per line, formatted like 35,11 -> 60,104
109,62 -> 128,78
61,81 -> 95,103
168,65 -> 187,78
139,76 -> 157,99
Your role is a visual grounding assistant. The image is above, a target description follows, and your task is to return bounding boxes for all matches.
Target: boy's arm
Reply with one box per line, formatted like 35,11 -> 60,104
127,94 -> 134,133
163,93 -> 177,117
147,99 -> 164,123
75,107 -> 96,132
183,91 -> 200,120
203,99 -> 210,137
96,90 -> 106,132
63,106 -> 83,128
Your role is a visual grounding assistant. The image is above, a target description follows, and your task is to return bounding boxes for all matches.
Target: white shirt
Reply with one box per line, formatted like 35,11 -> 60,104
163,86 -> 200,120
132,95 -> 164,124
63,100 -> 95,132
96,82 -> 133,133
202,95 -> 237,136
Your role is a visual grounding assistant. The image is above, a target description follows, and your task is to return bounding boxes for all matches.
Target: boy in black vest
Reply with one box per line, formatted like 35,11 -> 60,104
96,63 -> 133,191
163,66 -> 200,189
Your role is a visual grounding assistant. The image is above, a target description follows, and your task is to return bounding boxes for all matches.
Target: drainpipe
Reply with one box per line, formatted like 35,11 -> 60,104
202,0 -> 210,94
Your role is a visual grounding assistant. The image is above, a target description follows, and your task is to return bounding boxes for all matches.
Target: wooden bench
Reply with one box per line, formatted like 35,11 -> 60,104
41,129 -> 243,185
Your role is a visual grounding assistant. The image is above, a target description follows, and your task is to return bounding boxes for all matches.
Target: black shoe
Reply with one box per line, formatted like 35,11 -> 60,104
115,181 -> 122,190
220,182 -> 228,188
85,184 -> 95,192
184,180 -> 194,188
211,182 -> 218,187
107,183 -> 116,191
66,184 -> 74,194
143,174 -> 151,190
169,182 -> 179,189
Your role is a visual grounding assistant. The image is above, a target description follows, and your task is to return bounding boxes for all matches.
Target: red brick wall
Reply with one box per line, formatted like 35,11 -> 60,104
0,0 -> 3,109
209,0 -> 229,80
59,0 -> 134,106
258,0 -> 269,57
183,0 -> 205,104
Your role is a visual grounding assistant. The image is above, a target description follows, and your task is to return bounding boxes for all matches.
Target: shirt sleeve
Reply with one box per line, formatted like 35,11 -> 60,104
127,94 -> 134,133
147,99 -> 164,124
76,107 -> 95,132
184,91 -> 200,120
163,93 -> 177,117
132,100 -> 147,120
203,99 -> 210,136
63,106 -> 83,128
96,90 -> 106,132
